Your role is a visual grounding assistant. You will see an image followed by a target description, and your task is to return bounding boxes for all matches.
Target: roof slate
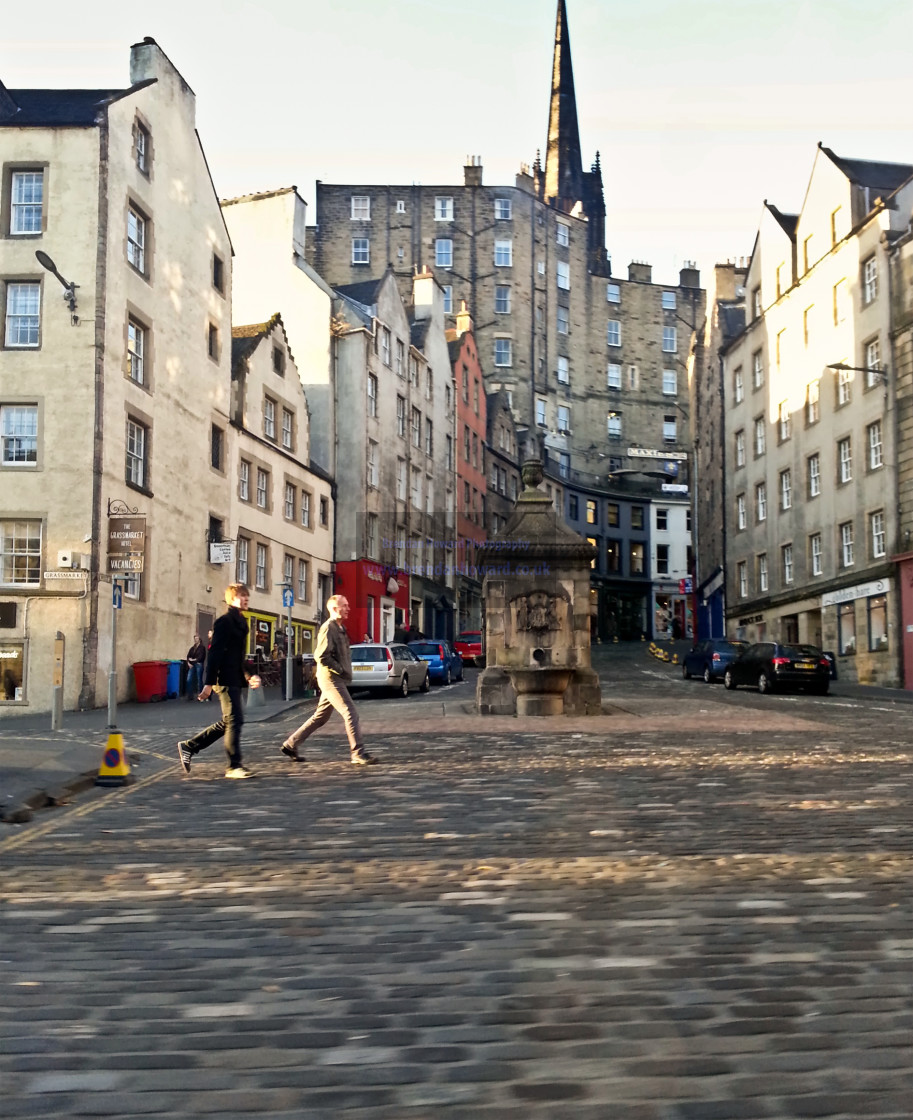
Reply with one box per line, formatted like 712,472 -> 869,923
0,87 -> 125,126
824,147 -> 913,193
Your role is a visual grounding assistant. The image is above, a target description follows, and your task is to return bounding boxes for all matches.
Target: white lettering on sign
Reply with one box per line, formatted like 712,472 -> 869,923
108,557 -> 144,571
43,570 -> 88,579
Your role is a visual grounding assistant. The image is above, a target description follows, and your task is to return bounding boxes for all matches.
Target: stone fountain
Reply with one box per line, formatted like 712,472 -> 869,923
476,455 -> 603,717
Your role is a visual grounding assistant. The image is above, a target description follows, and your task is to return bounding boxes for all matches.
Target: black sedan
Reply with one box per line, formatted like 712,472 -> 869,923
682,639 -> 748,683
723,642 -> 831,695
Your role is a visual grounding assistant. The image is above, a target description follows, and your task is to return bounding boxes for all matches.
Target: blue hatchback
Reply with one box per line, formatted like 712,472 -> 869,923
408,640 -> 464,685
682,639 -> 748,683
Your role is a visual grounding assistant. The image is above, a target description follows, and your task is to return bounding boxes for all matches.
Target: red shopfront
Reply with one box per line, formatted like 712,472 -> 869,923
333,560 -> 411,643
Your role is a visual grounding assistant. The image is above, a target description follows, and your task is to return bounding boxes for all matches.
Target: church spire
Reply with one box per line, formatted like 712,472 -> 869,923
543,0 -> 584,209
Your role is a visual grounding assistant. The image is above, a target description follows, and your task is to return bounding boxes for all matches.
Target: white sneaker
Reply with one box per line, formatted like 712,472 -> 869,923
224,766 -> 253,780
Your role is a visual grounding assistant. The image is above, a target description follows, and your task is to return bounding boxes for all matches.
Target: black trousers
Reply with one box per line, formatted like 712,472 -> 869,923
185,685 -> 244,768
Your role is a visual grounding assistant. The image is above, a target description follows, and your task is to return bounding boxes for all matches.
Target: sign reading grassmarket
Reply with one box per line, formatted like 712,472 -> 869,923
108,516 -> 146,574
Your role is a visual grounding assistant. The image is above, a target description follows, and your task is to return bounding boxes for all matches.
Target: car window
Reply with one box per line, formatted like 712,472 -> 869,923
351,646 -> 385,663
782,644 -> 821,658
411,643 -> 439,656
719,641 -> 747,654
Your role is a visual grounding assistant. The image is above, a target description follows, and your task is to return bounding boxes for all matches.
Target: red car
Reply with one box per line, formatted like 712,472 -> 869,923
453,631 -> 483,666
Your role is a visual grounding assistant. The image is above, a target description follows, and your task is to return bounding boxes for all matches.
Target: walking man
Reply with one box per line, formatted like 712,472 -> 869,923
178,583 -> 260,779
281,594 -> 376,765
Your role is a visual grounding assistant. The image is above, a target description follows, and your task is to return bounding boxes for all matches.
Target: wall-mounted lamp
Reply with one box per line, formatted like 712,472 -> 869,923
826,361 -> 888,386
35,251 -> 79,323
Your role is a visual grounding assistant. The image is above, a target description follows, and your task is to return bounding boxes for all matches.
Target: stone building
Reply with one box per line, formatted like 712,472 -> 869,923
305,0 -> 704,496
0,40 -> 233,712
721,145 -> 913,686
486,391 -> 522,537
228,315 -> 334,658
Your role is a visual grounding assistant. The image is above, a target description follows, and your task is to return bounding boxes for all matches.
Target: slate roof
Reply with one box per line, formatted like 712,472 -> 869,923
410,318 -> 430,350
822,146 -> 913,194
0,82 -> 154,127
334,278 -> 383,309
719,304 -> 746,344
765,202 -> 798,239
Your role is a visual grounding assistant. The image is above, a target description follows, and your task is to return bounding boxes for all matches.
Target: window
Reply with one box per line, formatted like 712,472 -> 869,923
567,494 -> 579,520
607,363 -> 622,390
607,320 -> 621,347
607,411 -> 621,438
868,420 -> 883,470
125,417 -> 147,488
557,305 -> 569,334
263,397 -> 276,440
864,338 -> 881,387
558,405 -> 570,434
4,282 -> 40,347
810,532 -> 823,576
585,500 -> 597,526
749,352 -> 762,392
656,544 -> 670,575
662,326 -> 677,353
395,199 -> 405,214
607,540 -> 621,573
758,553 -> 768,592
661,290 -> 677,310
271,346 -> 285,376
806,380 -> 820,425
494,240 -> 512,267
352,238 -> 370,265
808,453 -> 820,498
445,434 -> 453,470
782,543 -> 793,584
837,366 -> 852,407
557,261 -> 570,289
367,373 -> 377,418
210,424 -> 224,471
255,543 -> 268,590
239,459 -> 250,502
435,238 -> 453,268
558,452 -> 570,479
734,367 -> 744,403
212,253 -> 224,294
606,283 -> 620,304
536,398 -> 546,427
631,506 -> 644,530
410,467 -> 421,507
840,521 -> 854,567
662,415 -> 676,443
409,357 -> 419,387
735,430 -> 745,467
738,561 -> 748,597
351,195 -> 370,220
868,594 -> 888,652
833,278 -> 848,324
207,323 -> 219,361
780,469 -> 791,510
871,510 -> 885,559
380,327 -> 391,366
838,437 -> 852,484
831,206 -> 842,245
411,407 -> 421,448
662,369 -> 677,396
442,285 -> 453,313
127,318 -> 145,384
630,542 -> 644,574
1,404 -> 37,466
557,356 -> 569,384
237,537 -> 249,584
754,417 -> 766,457
301,490 -> 310,528
256,468 -> 269,509
737,493 -> 747,530
127,206 -> 146,273
0,519 -> 41,586
494,197 -> 512,219
756,482 -> 767,522
395,339 -> 405,376
803,305 -> 813,345
282,408 -> 293,450
494,338 -> 512,367
862,256 -> 878,305
396,395 -> 406,438
556,222 -> 569,247
367,440 -> 378,488
425,418 -> 433,455
396,458 -> 407,501
296,559 -> 308,603
778,401 -> 791,442
284,481 -> 295,520
495,286 -> 511,313
10,171 -> 43,234
435,196 -> 453,221
656,508 -> 668,531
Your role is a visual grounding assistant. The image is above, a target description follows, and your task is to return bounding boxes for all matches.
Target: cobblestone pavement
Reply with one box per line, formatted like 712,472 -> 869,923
1,651 -> 911,1119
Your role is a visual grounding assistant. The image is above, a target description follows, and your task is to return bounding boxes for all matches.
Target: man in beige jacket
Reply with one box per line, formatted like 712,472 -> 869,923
281,594 -> 376,765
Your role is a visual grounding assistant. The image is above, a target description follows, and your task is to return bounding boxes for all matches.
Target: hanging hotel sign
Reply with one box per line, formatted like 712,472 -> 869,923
628,447 -> 688,462
107,516 -> 146,573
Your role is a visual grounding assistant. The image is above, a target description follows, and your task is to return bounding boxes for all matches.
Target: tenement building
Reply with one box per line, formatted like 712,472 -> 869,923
722,144 -> 913,686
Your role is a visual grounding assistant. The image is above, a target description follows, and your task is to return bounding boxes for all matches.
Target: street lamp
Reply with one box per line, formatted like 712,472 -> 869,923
826,361 -> 888,386
35,250 -> 79,322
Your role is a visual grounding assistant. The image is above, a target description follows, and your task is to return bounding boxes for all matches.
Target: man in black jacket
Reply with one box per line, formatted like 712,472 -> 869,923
178,583 -> 260,779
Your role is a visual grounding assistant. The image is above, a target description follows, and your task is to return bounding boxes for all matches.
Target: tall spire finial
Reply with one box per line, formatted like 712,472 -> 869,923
543,0 -> 584,209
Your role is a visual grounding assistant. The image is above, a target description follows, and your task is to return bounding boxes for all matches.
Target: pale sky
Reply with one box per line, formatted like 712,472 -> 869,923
4,0 -> 913,285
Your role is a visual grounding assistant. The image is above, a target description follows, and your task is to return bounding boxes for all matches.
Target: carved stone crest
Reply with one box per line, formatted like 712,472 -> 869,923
515,590 -> 562,633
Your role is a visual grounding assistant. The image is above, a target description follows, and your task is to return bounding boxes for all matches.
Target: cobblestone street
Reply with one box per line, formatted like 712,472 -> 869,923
1,648 -> 911,1119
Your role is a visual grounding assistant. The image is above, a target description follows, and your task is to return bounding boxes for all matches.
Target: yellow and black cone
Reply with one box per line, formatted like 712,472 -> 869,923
95,732 -> 132,787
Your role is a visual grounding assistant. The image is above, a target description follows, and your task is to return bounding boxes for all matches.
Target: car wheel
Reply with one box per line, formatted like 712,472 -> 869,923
702,666 -> 712,684
420,671 -> 431,693
682,662 -> 691,680
723,669 -> 736,690
445,667 -> 452,686
757,671 -> 772,694
400,674 -> 409,697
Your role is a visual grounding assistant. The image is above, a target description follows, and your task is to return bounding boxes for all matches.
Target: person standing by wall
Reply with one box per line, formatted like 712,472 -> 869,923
281,594 -> 376,765
185,633 -> 206,699
178,584 -> 260,779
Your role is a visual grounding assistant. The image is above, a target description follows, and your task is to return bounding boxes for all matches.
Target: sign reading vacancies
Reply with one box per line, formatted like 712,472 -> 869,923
108,516 -> 146,574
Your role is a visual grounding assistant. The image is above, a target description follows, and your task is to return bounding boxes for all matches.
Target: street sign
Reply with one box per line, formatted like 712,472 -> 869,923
209,541 -> 236,564
113,583 -> 123,610
282,587 -> 294,609
108,516 -> 146,574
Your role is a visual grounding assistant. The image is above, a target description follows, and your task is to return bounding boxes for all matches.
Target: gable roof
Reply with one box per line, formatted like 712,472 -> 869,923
820,144 -> 913,194
334,277 -> 384,310
231,313 -> 295,368
0,80 -> 157,127
764,201 -> 798,239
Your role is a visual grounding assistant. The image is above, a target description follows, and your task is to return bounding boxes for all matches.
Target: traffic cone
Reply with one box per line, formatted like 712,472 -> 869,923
95,732 -> 132,787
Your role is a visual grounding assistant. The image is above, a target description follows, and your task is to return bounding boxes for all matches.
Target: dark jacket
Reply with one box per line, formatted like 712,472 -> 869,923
186,640 -> 206,666
204,606 -> 249,688
314,618 -> 352,684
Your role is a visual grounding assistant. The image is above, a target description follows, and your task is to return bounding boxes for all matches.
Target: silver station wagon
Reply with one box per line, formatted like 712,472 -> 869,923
349,643 -> 431,697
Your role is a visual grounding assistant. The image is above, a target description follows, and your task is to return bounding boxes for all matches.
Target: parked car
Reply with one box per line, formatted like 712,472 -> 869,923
723,641 -> 831,695
349,643 -> 430,696
408,639 -> 464,685
682,639 -> 749,683
453,630 -> 483,666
